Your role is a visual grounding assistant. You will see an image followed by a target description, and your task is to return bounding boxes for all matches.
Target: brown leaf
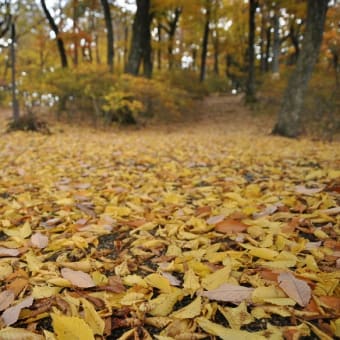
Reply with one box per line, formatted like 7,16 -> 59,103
1,295 -> 34,326
214,219 -> 247,234
61,268 -> 96,288
6,278 -> 29,297
278,272 -> 311,307
318,296 -> 340,311
0,290 -> 15,312
200,283 -> 254,304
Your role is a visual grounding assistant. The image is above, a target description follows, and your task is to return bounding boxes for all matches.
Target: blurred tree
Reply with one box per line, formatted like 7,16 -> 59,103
125,0 -> 153,78
272,0 -> 329,137
41,0 -> 68,68
100,0 -> 114,72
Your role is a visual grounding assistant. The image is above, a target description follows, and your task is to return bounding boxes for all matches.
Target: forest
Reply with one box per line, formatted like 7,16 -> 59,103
0,0 -> 339,339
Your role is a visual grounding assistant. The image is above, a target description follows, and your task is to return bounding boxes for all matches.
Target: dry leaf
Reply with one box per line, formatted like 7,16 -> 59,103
295,185 -> 324,195
215,219 -> 247,234
278,272 -> 311,307
1,296 -> 34,326
61,268 -> 96,288
0,327 -> 44,340
0,290 -> 15,312
30,232 -> 49,249
201,283 -> 254,304
0,247 -> 20,257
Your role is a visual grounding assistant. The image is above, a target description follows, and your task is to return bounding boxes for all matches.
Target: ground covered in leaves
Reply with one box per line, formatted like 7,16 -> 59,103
0,101 -> 339,339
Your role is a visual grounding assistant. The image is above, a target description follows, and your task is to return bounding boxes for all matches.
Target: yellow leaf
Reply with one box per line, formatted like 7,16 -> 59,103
145,273 -> 172,293
171,296 -> 201,319
56,198 -> 74,205
120,292 -> 145,306
0,327 -> 44,340
51,313 -> 94,340
4,222 -> 32,239
81,298 -> 105,335
218,302 -> 254,330
142,290 -> 182,317
201,265 -> 231,290
331,318 -> 340,337
196,317 -> 265,339
252,286 -> 286,304
183,269 -> 201,295
32,286 -> 61,299
25,251 -> 43,272
248,248 -> 279,260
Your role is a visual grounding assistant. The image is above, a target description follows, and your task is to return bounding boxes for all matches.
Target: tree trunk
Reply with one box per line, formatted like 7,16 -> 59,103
167,8 -> 181,70
272,9 -> 280,76
199,0 -> 211,82
100,0 -> 114,72
245,0 -> 257,103
157,22 -> 162,70
265,25 -> 271,72
272,0 -> 328,137
125,0 -> 153,78
260,4 -> 267,73
10,23 -> 19,122
41,0 -> 68,68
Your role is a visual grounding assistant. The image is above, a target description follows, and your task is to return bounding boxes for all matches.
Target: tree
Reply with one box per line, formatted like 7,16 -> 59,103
100,0 -> 114,72
199,0 -> 211,82
125,0 -> 153,78
272,0 -> 329,137
245,0 -> 258,102
40,0 -> 68,68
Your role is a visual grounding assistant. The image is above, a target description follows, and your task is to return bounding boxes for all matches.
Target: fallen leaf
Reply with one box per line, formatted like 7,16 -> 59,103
30,232 -> 49,249
0,290 -> 15,312
0,327 -> 44,340
1,296 -> 34,326
51,313 -> 94,340
201,283 -> 254,304
295,185 -> 324,195
215,219 -> 247,234
61,268 -> 96,288
278,272 -> 311,307
0,247 -> 20,257
171,296 -> 201,319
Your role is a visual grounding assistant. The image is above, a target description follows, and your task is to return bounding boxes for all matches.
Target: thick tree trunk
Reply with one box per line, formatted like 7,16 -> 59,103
41,0 -> 68,68
125,0 -> 153,78
100,0 -> 114,72
272,0 -> 328,137
199,0 -> 211,82
245,0 -> 257,102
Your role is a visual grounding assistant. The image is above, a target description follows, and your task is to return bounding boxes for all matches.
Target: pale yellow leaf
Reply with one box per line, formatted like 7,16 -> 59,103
217,302 -> 254,330
51,313 -> 94,340
201,265 -> 231,290
196,317 -> 265,339
0,327 -> 44,340
145,273 -> 172,293
171,296 -> 201,319
81,298 -> 105,335
4,222 -> 31,239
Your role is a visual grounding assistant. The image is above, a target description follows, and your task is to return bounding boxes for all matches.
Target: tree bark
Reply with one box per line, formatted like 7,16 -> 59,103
125,0 -> 153,78
166,8 -> 181,70
272,0 -> 328,137
199,0 -> 211,82
245,0 -> 257,102
272,8 -> 280,76
10,23 -> 19,122
100,0 -> 114,72
41,0 -> 68,68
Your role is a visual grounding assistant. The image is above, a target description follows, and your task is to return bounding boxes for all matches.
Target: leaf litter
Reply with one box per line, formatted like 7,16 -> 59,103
0,126 -> 339,339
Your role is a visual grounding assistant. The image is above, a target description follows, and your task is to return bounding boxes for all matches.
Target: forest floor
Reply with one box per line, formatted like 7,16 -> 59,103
0,96 -> 339,339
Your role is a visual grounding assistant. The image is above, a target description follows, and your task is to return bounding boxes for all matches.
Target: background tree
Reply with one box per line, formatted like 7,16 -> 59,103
125,0 -> 153,78
272,0 -> 329,137
40,0 -> 68,68
100,0 -> 114,72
